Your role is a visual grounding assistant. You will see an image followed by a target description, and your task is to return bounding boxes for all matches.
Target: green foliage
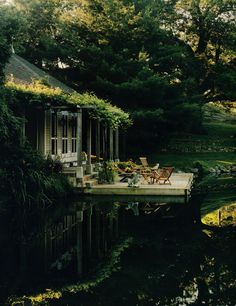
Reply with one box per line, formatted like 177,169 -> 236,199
193,160 -> 209,175
167,103 -> 203,133
209,63 -> 236,100
131,109 -> 164,121
117,160 -> 138,171
0,87 -> 73,248
0,143 -> 71,206
98,161 -> 116,184
0,38 -> 10,85
0,2 -> 27,83
0,87 -> 21,143
173,0 -> 236,59
1,0 -> 235,147
5,82 -> 132,128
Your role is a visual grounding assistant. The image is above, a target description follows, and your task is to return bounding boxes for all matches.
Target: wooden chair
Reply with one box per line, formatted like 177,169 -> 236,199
139,157 -> 149,168
139,157 -> 159,183
151,167 -> 174,185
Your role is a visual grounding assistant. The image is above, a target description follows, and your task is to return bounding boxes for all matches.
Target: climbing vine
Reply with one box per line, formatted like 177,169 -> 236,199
5,82 -> 132,129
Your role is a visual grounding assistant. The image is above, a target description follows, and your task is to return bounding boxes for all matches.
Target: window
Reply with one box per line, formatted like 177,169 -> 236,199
71,114 -> 77,153
62,114 -> 68,154
51,112 -> 57,155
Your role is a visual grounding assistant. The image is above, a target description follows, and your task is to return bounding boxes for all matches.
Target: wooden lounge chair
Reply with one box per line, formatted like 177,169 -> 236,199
138,157 -> 159,182
151,167 -> 174,185
139,157 -> 149,168
139,157 -> 158,169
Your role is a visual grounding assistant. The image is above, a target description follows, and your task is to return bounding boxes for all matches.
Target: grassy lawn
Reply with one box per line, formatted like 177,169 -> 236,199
148,118 -> 236,170
204,122 -> 236,137
149,152 -> 236,171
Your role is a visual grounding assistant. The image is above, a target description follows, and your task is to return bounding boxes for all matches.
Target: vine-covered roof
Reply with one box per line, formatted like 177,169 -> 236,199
5,54 -> 74,93
4,55 -> 131,128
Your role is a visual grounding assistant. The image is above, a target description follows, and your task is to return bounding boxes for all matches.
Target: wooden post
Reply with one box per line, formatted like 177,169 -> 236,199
102,125 -> 107,161
86,118 -> 92,174
114,128 -> 119,161
95,119 -> 101,163
76,109 -> 83,166
109,127 -> 114,161
76,211 -> 83,278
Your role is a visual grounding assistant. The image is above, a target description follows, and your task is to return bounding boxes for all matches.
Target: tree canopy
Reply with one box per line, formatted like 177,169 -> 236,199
0,0 -> 235,141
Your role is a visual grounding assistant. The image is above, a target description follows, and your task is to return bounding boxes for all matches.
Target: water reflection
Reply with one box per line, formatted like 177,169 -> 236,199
42,201 -> 121,278
1,192 -> 236,305
42,199 -> 185,279
200,192 -> 236,226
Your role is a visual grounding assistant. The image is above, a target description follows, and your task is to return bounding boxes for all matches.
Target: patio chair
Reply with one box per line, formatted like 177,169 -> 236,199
138,157 -> 159,183
152,167 -> 174,185
139,157 -> 159,170
139,157 -> 149,168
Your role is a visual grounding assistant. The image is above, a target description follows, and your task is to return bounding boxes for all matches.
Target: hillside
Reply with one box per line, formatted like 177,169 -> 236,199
149,102 -> 236,175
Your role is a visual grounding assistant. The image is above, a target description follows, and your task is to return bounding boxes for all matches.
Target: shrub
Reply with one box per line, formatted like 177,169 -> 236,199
98,162 -> 116,184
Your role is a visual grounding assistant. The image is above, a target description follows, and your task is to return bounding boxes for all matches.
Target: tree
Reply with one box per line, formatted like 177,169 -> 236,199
0,5 -> 13,83
172,0 -> 236,61
0,1 -> 28,83
159,0 -> 236,99
9,0 -> 203,143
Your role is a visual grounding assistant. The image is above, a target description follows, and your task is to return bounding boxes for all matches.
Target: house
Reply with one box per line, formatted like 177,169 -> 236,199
5,54 -> 130,183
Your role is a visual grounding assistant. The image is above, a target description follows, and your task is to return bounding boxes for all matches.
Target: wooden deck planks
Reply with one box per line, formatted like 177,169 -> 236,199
78,173 -> 194,197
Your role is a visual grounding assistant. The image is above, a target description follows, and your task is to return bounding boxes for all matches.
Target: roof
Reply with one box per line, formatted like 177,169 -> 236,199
4,54 -> 132,128
4,54 -> 74,94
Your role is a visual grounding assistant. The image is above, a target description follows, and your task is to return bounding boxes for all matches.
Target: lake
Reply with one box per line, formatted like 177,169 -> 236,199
1,188 -> 236,305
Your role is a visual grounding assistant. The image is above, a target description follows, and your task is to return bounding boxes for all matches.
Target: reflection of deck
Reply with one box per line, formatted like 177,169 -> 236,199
77,173 -> 194,197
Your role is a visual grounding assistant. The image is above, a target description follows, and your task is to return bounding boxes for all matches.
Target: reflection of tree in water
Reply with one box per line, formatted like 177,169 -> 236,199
163,228 -> 236,306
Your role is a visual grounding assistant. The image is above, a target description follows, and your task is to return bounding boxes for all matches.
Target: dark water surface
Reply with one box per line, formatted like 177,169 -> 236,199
1,190 -> 236,305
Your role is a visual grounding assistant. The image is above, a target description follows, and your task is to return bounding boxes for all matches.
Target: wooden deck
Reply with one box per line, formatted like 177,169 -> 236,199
76,173 -> 194,198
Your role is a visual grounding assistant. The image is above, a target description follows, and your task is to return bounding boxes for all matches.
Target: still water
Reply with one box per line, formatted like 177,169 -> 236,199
1,191 -> 236,305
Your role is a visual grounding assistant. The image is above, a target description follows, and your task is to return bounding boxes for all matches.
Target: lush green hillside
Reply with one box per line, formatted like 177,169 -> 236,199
147,102 -> 236,170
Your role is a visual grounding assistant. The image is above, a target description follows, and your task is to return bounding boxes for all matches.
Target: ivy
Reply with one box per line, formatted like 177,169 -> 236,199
5,82 -> 132,129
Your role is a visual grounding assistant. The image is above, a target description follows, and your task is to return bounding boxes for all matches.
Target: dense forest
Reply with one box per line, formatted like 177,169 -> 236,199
0,0 -> 235,148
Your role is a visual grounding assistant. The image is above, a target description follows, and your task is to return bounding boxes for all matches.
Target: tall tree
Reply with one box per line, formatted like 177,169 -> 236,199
173,0 -> 236,62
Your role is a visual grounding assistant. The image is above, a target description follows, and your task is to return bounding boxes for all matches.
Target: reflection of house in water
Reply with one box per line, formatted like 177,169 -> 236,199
39,202 -> 120,277
36,201 -> 175,277
5,54 -> 123,184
